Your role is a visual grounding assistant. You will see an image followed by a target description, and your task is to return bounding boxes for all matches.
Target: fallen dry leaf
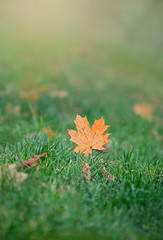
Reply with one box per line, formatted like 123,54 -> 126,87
148,169 -> 161,176
20,90 -> 40,102
106,174 -> 115,183
81,160 -> 91,182
41,182 -> 47,188
17,152 -> 49,168
42,127 -> 55,140
102,166 -> 115,183
102,166 -> 107,176
133,103 -> 154,120
19,80 -> 48,102
39,86 -> 48,94
68,115 -> 110,157
50,90 -> 68,98
0,164 -> 27,187
5,103 -> 21,115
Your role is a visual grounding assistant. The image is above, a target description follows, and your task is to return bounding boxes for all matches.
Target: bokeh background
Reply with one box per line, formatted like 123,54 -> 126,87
0,0 -> 163,47
0,0 -> 163,142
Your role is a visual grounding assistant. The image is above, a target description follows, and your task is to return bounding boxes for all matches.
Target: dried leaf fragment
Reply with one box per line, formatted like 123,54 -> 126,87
133,103 -> 154,120
148,169 -> 161,176
17,152 -> 49,168
81,161 -> 91,182
20,90 -> 40,102
19,83 -> 48,102
102,166 -> 115,183
106,174 -> 115,183
0,164 -> 27,187
50,90 -> 68,98
68,115 -> 110,157
102,166 -> 107,176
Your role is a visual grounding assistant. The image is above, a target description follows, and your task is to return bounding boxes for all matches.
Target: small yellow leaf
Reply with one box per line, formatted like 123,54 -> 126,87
42,127 -> 55,139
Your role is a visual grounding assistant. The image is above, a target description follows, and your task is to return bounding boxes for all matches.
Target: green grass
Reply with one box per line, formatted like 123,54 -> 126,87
0,40 -> 163,240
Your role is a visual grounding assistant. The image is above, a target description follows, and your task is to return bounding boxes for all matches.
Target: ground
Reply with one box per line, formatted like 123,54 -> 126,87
0,40 -> 163,240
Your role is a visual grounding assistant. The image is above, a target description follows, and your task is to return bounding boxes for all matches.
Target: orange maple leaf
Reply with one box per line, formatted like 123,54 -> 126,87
68,115 -> 110,157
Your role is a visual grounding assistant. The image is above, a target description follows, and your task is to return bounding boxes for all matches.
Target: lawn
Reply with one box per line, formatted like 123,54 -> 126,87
0,40 -> 163,240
